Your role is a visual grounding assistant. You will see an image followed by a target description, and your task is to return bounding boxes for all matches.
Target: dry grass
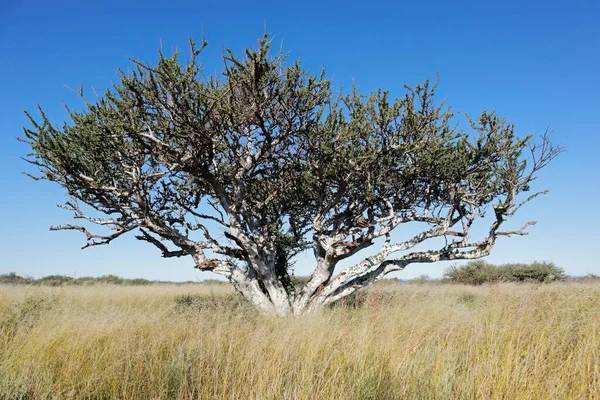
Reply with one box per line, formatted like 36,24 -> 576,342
1,281 -> 599,399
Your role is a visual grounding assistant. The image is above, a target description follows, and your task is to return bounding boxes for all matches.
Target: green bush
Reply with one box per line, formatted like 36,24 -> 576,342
497,262 -> 566,282
443,260 -> 499,285
95,274 -> 125,285
444,261 -> 565,284
0,273 -> 164,286
0,272 -> 34,285
36,275 -> 74,286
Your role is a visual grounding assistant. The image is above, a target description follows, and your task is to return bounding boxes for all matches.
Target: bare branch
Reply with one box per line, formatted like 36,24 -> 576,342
51,223 -> 137,249
135,229 -> 186,258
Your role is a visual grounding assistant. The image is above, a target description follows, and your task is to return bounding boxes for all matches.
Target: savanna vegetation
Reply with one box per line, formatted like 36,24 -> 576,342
0,260 -> 571,287
443,260 -> 567,284
0,272 -> 229,287
14,30 -> 576,398
21,33 -> 561,314
1,280 -> 599,399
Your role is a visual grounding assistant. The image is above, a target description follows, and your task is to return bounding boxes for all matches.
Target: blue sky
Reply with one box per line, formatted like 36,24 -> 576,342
1,0 -> 598,281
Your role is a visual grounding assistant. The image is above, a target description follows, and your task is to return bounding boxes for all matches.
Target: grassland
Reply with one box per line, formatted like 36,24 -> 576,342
1,281 -> 599,399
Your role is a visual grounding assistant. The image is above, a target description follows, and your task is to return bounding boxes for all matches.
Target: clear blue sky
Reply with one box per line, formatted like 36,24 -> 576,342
1,0 -> 598,281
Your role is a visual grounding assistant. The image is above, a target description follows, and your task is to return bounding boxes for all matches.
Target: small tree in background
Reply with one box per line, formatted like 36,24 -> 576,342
444,261 -> 566,284
443,260 -> 498,285
21,34 -> 562,315
498,261 -> 566,282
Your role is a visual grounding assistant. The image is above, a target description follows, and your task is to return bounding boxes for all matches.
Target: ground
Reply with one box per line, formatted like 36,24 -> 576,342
1,281 -> 599,399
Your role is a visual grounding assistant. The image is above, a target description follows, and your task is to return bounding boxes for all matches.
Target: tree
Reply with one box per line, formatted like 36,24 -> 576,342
443,260 -> 566,284
21,34 -> 562,315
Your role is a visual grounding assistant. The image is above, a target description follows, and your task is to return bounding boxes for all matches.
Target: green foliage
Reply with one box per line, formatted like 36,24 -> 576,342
0,272 -> 218,286
0,272 -> 34,285
37,274 -> 75,286
444,261 -> 566,284
498,261 -> 566,282
20,32 -> 561,305
443,260 -> 499,285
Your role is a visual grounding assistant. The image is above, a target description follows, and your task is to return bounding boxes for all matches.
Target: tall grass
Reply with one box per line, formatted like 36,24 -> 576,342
1,282 -> 599,399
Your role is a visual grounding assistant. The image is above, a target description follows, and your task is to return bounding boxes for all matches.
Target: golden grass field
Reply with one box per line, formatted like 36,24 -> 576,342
1,281 -> 599,399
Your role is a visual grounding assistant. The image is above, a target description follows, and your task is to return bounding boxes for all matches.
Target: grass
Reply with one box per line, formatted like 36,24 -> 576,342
1,281 -> 599,399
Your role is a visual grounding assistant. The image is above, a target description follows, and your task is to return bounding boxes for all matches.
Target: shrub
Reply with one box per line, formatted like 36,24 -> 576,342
0,273 -> 198,286
443,260 -> 499,285
36,275 -> 74,286
0,272 -> 34,285
128,278 -> 153,285
96,275 -> 125,285
497,262 -> 566,282
444,261 -> 565,284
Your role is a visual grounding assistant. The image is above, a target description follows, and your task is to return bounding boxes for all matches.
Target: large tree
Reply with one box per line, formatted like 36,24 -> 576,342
22,34 -> 561,315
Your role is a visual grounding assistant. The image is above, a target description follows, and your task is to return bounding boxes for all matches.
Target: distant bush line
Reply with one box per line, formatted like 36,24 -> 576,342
398,262 -> 597,285
0,272 -> 228,286
2,262 -> 597,286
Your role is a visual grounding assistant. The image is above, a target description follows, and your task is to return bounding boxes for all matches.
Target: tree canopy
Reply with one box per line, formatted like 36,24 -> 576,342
22,34 -> 562,314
